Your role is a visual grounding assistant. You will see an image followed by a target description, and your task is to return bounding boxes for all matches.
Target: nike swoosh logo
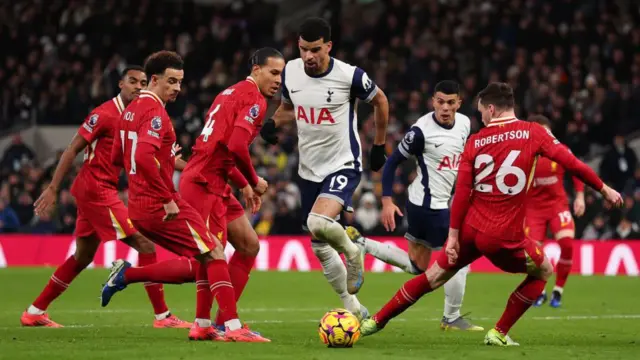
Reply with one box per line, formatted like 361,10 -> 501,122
435,143 -> 444,148
291,89 -> 302,93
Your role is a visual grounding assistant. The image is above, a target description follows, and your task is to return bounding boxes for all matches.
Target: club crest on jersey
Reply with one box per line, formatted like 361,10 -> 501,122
361,72 -> 373,91
404,131 -> 415,144
151,116 -> 162,130
249,104 -> 260,119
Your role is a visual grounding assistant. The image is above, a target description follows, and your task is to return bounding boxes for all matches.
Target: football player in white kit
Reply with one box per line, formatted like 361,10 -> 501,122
260,17 -> 389,319
347,81 -> 483,331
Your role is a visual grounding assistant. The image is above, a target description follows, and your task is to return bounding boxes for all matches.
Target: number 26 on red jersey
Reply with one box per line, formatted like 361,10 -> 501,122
474,150 -> 526,195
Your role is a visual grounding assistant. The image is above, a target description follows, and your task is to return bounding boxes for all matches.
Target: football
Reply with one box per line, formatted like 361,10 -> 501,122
318,308 -> 361,348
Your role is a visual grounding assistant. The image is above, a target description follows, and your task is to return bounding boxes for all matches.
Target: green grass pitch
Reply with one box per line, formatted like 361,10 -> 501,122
1,269 -> 638,359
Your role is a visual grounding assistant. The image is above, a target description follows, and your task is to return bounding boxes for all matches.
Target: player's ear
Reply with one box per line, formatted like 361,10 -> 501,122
326,41 -> 333,53
118,79 -> 124,90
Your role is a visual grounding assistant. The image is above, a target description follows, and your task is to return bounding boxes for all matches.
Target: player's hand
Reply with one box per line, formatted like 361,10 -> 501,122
254,177 -> 268,195
369,144 -> 387,172
241,185 -> 258,213
445,233 -> 460,265
172,143 -> 182,156
601,185 -> 623,208
162,200 -> 180,222
260,118 -> 279,145
573,193 -> 586,217
250,194 -> 262,214
381,196 -> 403,232
34,186 -> 57,217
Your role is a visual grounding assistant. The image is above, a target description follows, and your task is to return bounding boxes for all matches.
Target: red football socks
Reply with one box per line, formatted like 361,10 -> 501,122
32,256 -> 86,310
496,275 -> 546,334
195,262 -> 213,320
138,252 -> 169,315
214,253 -> 255,325
555,237 -> 573,289
124,257 -> 197,284
373,273 -> 433,327
207,259 -> 238,323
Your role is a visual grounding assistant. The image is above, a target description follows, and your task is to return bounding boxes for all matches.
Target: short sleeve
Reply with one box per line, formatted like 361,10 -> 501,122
77,111 -> 106,144
234,100 -> 264,133
351,67 -> 378,102
281,66 -> 291,104
397,126 -> 425,158
137,108 -> 166,149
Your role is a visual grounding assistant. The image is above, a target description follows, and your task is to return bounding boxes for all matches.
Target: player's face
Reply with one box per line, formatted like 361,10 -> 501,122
255,57 -> 285,98
298,38 -> 332,74
153,68 -> 183,103
119,70 -> 147,103
432,92 -> 461,124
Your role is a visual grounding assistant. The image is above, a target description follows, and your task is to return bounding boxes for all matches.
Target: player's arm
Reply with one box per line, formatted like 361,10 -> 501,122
228,104 -> 261,188
134,112 -> 174,206
34,112 -> 100,215
172,143 -> 187,171
535,125 -> 622,207
571,175 -> 586,217
260,67 -> 295,144
352,67 -> 388,171
449,142 -> 474,235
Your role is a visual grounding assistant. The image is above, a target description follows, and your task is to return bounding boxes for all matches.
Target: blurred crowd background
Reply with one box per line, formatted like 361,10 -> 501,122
1,0 -> 640,240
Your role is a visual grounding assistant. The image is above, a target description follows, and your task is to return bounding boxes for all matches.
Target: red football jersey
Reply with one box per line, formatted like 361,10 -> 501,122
182,77 -> 267,194
450,117 -> 603,241
114,90 -> 177,220
70,95 -> 127,203
527,150 -> 584,213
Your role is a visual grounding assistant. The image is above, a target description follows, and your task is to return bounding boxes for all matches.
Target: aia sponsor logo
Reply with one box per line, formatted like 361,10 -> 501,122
297,106 -> 335,124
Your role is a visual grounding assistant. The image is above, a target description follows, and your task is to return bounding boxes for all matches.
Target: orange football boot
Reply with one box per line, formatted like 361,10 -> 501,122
153,314 -> 192,329
20,311 -> 63,328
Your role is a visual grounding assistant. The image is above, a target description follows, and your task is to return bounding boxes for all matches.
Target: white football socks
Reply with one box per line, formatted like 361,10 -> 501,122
154,310 -> 171,321
27,305 -> 45,315
307,213 -> 359,257
195,318 -> 211,327
312,241 -> 362,314
360,237 -> 418,274
443,265 -> 469,321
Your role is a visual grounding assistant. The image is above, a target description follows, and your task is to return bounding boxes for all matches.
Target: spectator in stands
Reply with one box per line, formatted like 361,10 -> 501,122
613,217 -> 640,240
0,199 -> 20,233
600,135 -> 638,193
583,215 -> 614,240
1,135 -> 35,172
355,192 -> 381,234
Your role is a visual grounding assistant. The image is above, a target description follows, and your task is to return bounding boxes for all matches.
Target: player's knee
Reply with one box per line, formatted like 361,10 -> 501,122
408,258 -> 425,275
125,232 -> 156,254
306,213 -> 332,240
538,258 -> 554,281
73,251 -> 95,268
235,232 -> 260,257
425,263 -> 451,289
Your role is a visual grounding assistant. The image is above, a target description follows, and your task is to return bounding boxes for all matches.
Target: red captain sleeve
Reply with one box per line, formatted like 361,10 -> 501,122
228,167 -> 249,189
449,141 -> 475,231
534,124 -> 603,191
77,110 -> 107,144
227,127 -> 260,188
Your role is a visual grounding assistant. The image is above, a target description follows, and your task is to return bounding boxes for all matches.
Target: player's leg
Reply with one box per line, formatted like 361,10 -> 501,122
345,227 -> 420,274
22,227 -> 100,328
307,170 -> 365,294
361,224 -> 482,336
214,201 -> 258,328
525,215 -> 550,307
300,176 -> 367,319
480,236 -> 553,346
548,209 -> 575,308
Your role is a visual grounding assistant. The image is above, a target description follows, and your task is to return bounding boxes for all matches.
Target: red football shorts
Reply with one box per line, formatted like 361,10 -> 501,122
225,194 -> 245,223
179,179 -> 229,247
131,198 -> 216,258
437,222 -> 546,274
75,197 -> 137,241
525,207 -> 574,242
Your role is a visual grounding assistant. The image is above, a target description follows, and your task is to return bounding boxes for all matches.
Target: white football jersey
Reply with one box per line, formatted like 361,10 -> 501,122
282,57 -> 378,182
398,112 -> 471,209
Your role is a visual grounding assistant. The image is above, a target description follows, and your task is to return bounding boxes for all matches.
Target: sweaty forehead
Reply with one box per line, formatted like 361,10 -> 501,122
434,92 -> 459,101
127,70 -> 146,81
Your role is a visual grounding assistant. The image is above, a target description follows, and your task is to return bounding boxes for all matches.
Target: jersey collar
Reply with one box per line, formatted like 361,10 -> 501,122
139,90 -> 165,107
432,113 -> 455,130
487,116 -> 518,127
246,76 -> 259,91
307,57 -> 334,78
112,94 -> 125,115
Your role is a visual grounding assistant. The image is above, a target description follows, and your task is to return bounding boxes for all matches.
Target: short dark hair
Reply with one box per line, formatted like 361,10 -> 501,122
298,17 -> 331,42
121,65 -> 144,79
528,114 -> 552,128
477,82 -> 515,110
433,80 -> 460,96
143,51 -> 183,79
249,47 -> 284,70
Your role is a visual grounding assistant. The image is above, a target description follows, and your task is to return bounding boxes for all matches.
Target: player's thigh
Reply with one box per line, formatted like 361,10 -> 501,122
435,222 -> 482,272
524,214 -> 548,244
478,235 -> 546,274
75,198 -> 137,242
311,169 -> 361,219
227,213 -> 260,256
132,200 -> 219,258
405,204 -> 449,269
549,208 -> 575,240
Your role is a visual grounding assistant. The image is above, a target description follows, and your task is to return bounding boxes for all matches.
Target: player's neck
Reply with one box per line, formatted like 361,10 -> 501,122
306,57 -> 332,77
487,111 -> 517,127
117,93 -> 130,108
141,88 -> 166,106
